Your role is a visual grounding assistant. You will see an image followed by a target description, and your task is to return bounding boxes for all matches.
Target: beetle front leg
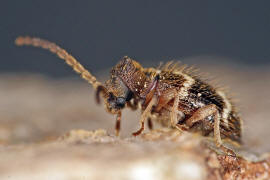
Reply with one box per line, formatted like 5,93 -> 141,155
115,111 -> 121,136
132,96 -> 157,136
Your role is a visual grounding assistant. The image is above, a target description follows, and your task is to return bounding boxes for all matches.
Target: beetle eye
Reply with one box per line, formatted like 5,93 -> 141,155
107,93 -> 126,109
116,97 -> 125,108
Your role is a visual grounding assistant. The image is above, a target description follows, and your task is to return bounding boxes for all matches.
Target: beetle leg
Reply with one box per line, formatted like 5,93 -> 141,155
147,117 -> 153,130
184,104 -> 222,146
115,111 -> 122,136
133,96 -> 157,136
170,92 -> 189,132
170,92 -> 181,128
178,104 -> 236,156
126,99 -> 138,110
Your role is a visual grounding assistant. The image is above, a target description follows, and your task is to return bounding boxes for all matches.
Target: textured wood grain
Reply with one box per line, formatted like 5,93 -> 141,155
0,64 -> 269,179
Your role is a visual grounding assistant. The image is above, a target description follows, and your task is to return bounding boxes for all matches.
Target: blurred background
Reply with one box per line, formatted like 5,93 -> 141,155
0,1 -> 270,76
0,1 -> 270,153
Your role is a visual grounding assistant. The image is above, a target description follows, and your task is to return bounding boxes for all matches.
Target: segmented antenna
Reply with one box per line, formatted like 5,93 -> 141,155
15,36 -> 105,92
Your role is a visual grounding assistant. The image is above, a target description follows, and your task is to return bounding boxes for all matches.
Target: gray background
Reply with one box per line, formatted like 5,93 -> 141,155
1,1 -> 269,77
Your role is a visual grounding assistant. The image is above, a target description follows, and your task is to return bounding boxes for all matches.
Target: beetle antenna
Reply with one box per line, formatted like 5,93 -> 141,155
15,36 -> 108,98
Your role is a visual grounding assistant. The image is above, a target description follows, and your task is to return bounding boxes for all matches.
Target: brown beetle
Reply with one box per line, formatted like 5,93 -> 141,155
15,36 -> 242,154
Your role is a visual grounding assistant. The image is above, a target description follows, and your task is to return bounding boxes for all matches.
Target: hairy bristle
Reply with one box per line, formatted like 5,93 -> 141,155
15,36 -> 105,92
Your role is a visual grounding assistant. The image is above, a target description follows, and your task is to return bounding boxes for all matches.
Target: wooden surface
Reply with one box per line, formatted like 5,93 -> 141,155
0,64 -> 270,179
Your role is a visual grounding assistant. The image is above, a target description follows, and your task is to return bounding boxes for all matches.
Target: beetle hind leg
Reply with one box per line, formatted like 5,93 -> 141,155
173,103 -> 236,156
183,104 -> 222,146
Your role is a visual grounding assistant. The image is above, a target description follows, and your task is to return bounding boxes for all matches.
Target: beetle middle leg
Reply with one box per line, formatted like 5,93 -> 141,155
126,98 -> 139,110
147,117 -> 153,130
170,92 -> 183,130
170,92 -> 188,132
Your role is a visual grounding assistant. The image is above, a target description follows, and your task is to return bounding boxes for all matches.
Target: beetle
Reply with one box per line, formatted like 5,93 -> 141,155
15,36 -> 242,154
